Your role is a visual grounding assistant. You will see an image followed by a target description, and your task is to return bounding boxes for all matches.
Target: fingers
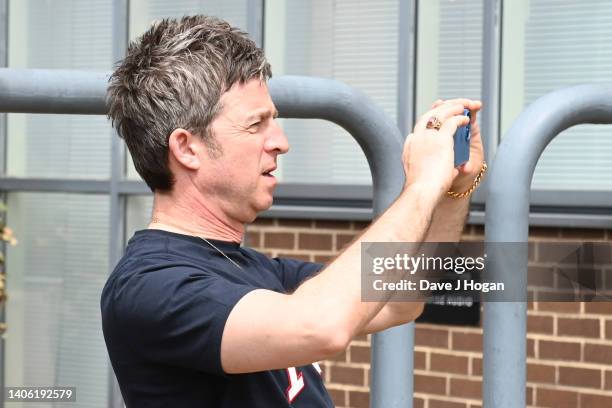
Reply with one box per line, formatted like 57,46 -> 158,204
420,98 -> 482,134
430,99 -> 444,109
429,98 -> 482,112
414,103 -> 466,134
470,109 -> 479,125
438,114 -> 471,136
443,98 -> 482,111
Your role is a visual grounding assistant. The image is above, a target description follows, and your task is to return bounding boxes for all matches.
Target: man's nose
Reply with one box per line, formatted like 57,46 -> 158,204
265,120 -> 290,154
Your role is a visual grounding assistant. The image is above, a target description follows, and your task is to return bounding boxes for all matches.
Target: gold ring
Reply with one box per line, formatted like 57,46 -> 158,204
426,116 -> 443,130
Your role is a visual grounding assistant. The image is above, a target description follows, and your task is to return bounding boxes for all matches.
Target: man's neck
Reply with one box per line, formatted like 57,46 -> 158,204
148,191 -> 244,243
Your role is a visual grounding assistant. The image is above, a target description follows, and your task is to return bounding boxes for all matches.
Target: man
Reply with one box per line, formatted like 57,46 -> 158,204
101,15 -> 484,407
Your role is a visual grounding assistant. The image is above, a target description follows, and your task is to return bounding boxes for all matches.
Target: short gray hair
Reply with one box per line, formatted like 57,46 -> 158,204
107,15 -> 272,191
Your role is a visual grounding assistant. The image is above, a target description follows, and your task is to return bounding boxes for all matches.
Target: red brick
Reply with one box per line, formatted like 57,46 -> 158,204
415,350 -> 426,370
527,386 -> 534,405
264,232 -> 295,249
580,393 -> 612,407
471,357 -> 482,376
527,314 -> 554,334
246,230 -> 260,247
527,363 -> 555,384
605,371 -> 612,390
415,327 -> 449,348
450,378 -> 481,399
528,338 -> 535,358
348,390 -> 369,408
536,388 -> 579,408
430,353 -> 469,375
527,266 -> 554,288
585,302 -> 612,314
277,218 -> 313,228
336,233 -> 356,250
314,220 -> 351,229
557,317 -> 600,338
429,399 -> 466,408
327,388 -> 345,407
539,340 -> 581,361
330,366 -> 364,386
298,233 -> 332,250
350,345 -> 370,364
607,320 -> 612,339
327,349 -> 347,362
414,374 -> 446,394
584,343 -> 612,365
414,397 -> 425,408
558,366 -> 601,388
314,254 -> 334,263
452,331 -> 482,352
538,302 -> 580,314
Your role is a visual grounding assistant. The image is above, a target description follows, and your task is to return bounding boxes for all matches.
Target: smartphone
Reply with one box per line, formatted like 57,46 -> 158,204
454,109 -> 471,167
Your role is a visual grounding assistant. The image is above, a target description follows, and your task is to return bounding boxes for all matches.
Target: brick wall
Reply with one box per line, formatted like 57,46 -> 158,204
247,218 -> 612,408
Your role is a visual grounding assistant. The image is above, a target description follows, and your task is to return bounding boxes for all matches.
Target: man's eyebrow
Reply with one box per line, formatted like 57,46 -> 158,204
245,108 -> 279,123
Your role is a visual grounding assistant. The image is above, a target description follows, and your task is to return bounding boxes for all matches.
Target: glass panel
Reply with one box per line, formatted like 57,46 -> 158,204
416,0 -> 484,116
501,0 -> 612,190
6,0 -> 113,179
126,0 -> 250,180
5,193 -> 110,407
265,0 -> 400,185
126,195 -> 153,239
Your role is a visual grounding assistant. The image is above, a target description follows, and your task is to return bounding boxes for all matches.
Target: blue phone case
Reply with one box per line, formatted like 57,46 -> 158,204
454,109 -> 471,167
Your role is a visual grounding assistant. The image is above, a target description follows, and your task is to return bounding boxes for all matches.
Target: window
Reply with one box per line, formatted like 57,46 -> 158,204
265,0 -> 401,185
416,0 -> 484,114
5,0 -> 114,405
501,0 -> 612,190
6,193 -> 110,405
6,0 -> 113,179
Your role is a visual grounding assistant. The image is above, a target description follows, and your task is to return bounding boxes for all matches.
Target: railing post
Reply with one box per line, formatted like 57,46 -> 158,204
484,84 -> 612,407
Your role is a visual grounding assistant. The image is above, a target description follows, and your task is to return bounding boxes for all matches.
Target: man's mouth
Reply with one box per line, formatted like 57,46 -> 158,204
262,166 -> 277,177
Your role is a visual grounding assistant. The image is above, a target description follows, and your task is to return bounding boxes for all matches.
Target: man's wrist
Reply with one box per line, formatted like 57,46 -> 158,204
447,161 -> 488,199
402,181 -> 445,207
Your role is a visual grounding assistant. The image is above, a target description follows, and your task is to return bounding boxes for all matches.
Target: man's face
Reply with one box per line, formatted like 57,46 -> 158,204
197,79 -> 289,222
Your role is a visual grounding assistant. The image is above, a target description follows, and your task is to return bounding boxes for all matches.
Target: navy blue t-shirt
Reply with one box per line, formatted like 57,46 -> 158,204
101,229 -> 335,407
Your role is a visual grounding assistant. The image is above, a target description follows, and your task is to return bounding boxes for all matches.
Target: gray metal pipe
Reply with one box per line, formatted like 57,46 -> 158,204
0,69 -> 411,407
484,84 -> 612,408
0,68 -> 109,114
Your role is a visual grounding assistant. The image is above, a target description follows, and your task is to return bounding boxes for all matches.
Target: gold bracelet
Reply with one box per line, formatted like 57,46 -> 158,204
446,161 -> 488,199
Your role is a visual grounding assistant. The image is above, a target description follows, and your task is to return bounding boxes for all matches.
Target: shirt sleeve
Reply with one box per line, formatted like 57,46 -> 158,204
113,266 -> 255,376
270,258 -> 324,292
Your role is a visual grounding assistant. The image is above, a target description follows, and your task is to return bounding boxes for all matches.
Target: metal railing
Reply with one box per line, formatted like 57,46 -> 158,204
484,84 -> 612,407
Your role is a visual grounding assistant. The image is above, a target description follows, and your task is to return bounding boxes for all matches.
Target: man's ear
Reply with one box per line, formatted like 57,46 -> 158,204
167,128 -> 202,170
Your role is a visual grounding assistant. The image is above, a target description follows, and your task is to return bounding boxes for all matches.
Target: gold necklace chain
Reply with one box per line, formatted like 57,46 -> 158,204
149,218 -> 244,271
